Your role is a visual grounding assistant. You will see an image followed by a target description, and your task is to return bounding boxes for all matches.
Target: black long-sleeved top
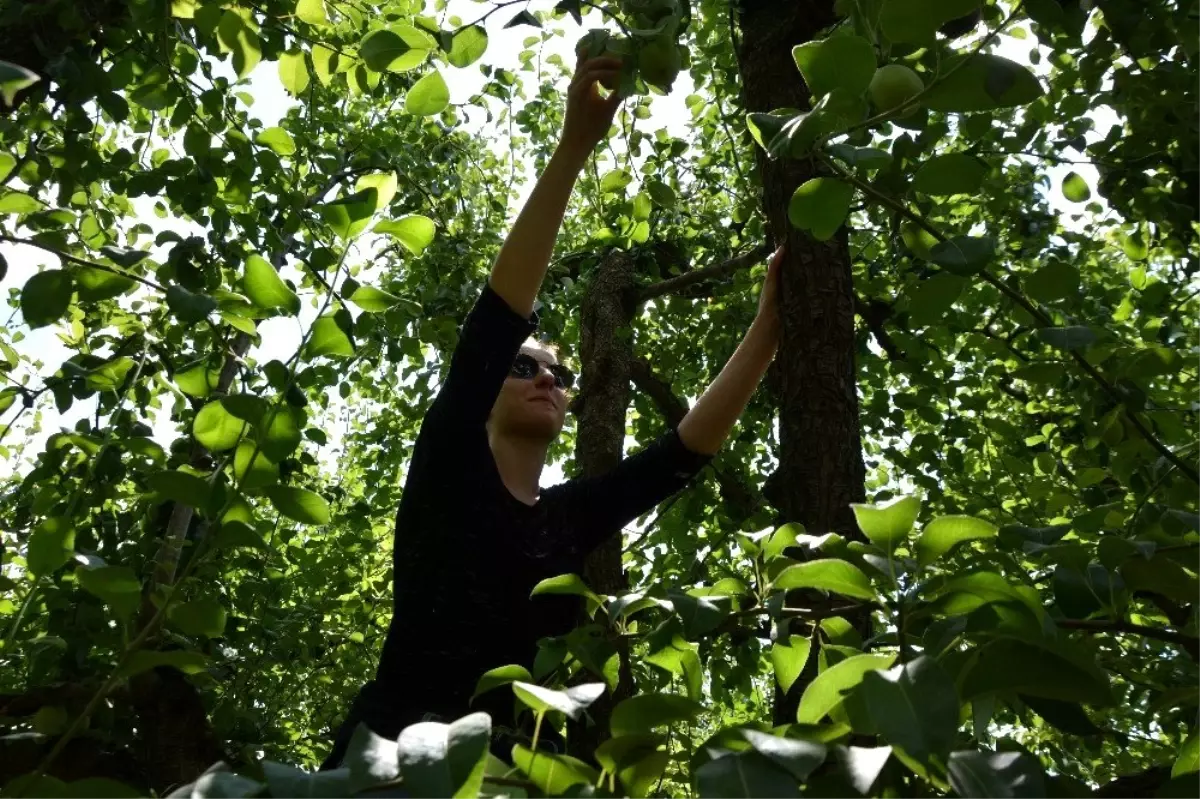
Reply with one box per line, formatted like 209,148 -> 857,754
323,284 -> 710,766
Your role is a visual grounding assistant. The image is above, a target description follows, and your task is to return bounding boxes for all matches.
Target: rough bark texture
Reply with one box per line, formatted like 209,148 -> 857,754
569,249 -> 637,758
576,250 -> 637,595
733,0 -> 868,724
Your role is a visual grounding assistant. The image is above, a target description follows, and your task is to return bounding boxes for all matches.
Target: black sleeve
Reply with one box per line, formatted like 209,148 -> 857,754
415,283 -> 538,464
555,428 -> 712,559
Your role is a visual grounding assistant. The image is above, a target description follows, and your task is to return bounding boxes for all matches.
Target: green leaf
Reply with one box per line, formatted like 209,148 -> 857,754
774,559 -> 878,601
668,589 -> 730,638
926,233 -> 993,273
345,724 -> 400,792
176,366 -> 220,398
305,314 -> 355,358
531,573 -> 602,605
610,693 -> 704,737
0,191 -> 46,214
907,273 -> 964,326
75,267 -> 136,302
193,399 -> 249,451
880,0 -> 981,44
695,750 -> 801,798
828,144 -> 893,169
360,28 -> 428,72
348,285 -> 400,312
213,520 -> 268,551
838,746 -> 892,794
0,59 -> 40,106
168,597 -> 228,638
1036,326 -> 1096,352
278,50 -> 310,96
233,441 -> 278,491
947,750 -> 1046,798
1173,732 -> 1198,778
851,496 -> 921,553
259,405 -> 303,462
1061,171 -> 1091,203
788,178 -> 853,241
740,730 -> 826,781
119,650 -> 209,678
1120,555 -> 1199,603
647,179 -> 676,207
913,153 -> 987,195
355,172 -> 398,211
244,254 -> 300,315
320,189 -> 378,240
512,681 -> 604,720
21,270 -> 72,328
85,356 -> 134,391
923,54 -> 1044,112
27,518 -> 75,576
396,713 -> 490,798
406,70 -> 449,116
76,565 -> 140,619
770,635 -> 812,694
1020,695 -> 1105,737
448,25 -> 488,68
511,745 -> 599,796
0,152 -> 13,182
916,515 -> 998,566
374,214 -> 435,254
255,126 -> 296,156
147,470 -> 212,509
791,35 -> 877,98
295,0 -> 328,27
261,762 -> 352,797
165,285 -> 217,324
264,485 -> 330,525
601,169 -> 633,194
1024,261 -> 1080,303
861,656 -> 958,763
797,653 -> 896,723
472,664 -> 532,702
961,638 -> 1114,706
217,11 -> 262,78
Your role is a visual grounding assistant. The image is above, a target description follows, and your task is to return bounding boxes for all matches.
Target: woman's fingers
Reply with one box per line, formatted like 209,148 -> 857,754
569,69 -> 622,98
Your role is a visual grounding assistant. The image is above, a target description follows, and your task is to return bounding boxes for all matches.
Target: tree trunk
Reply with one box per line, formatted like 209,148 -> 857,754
733,0 -> 868,724
569,249 -> 637,757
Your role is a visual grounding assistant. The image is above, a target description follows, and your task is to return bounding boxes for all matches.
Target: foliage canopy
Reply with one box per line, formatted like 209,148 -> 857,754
0,0 -> 1196,797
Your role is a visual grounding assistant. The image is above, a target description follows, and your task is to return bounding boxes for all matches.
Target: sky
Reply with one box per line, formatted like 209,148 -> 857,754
0,1 -> 1116,485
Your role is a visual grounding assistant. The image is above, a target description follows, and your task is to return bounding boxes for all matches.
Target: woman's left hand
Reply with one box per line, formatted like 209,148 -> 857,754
754,245 -> 784,342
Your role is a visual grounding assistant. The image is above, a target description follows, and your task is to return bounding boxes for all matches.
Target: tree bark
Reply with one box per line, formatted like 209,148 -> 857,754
569,249 -> 637,758
733,0 -> 868,724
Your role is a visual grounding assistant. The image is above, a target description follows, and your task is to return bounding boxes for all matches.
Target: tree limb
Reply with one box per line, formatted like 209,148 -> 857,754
1056,618 -> 1199,661
637,242 -> 773,303
854,296 -> 904,361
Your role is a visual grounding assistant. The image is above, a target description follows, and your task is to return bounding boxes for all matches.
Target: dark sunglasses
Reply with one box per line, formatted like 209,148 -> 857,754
510,353 -> 575,390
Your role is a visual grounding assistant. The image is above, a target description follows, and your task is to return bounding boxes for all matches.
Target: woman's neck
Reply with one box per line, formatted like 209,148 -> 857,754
488,430 -> 549,506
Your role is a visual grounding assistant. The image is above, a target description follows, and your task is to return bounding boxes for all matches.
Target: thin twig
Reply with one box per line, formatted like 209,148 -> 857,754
638,243 -> 773,302
0,236 -> 166,293
1056,618 -> 1199,660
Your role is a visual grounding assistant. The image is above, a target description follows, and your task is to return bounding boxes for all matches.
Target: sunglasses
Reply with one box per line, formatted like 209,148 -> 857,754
510,353 -> 575,390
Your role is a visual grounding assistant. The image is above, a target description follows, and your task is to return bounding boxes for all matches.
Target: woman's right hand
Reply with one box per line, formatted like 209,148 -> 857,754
558,56 -> 624,163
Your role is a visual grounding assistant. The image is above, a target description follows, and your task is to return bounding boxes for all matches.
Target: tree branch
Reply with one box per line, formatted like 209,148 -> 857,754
855,296 -> 904,361
637,242 -> 773,303
1056,618 -> 1199,661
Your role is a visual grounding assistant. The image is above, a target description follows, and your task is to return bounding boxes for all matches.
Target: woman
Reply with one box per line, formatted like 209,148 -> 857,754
322,54 -> 782,767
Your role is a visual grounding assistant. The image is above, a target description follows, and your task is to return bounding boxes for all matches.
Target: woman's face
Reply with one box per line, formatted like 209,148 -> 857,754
489,344 -> 568,441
